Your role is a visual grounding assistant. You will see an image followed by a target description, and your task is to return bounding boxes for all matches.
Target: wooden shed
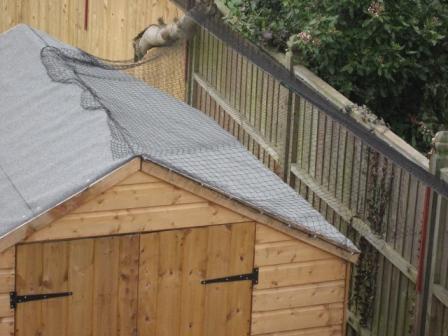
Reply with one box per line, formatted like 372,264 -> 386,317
0,25 -> 359,336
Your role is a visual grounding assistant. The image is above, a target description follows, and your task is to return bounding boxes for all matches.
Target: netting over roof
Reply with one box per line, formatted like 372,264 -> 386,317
0,25 -> 357,252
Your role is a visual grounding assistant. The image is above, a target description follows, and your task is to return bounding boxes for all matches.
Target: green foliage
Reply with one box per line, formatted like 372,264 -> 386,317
224,0 -> 448,151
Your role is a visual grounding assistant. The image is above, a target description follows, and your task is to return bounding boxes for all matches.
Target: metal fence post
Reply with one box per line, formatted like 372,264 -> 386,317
415,131 -> 448,336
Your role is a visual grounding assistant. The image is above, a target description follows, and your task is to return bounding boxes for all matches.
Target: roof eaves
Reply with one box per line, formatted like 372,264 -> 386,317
141,160 -> 360,263
0,158 -> 141,253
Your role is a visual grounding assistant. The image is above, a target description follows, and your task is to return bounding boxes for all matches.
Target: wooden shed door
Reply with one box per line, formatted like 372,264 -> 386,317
15,223 -> 255,336
15,235 -> 141,336
138,223 -> 255,336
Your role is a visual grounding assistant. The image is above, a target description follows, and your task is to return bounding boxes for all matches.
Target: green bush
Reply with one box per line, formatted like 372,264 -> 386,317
224,0 -> 448,152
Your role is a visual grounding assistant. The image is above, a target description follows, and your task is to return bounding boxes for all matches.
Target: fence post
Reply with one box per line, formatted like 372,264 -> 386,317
282,51 -> 295,182
185,30 -> 199,106
415,131 -> 448,336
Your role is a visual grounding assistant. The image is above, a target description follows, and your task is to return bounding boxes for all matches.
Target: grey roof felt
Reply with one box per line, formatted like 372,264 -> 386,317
0,25 -> 357,252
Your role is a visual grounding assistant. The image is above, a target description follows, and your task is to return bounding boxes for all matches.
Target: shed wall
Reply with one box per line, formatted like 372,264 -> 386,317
0,247 -> 14,335
23,171 -> 250,242
252,225 -> 348,335
0,170 -> 350,335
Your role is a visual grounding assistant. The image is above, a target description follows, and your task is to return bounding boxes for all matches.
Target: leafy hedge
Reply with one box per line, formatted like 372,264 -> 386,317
224,0 -> 448,151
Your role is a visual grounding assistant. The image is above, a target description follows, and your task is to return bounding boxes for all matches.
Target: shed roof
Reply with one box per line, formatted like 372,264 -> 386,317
0,25 -> 357,253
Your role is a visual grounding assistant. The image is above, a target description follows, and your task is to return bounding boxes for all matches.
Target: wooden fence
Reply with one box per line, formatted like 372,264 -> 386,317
187,27 -> 448,336
0,0 -> 184,59
423,139 -> 448,336
0,0 -> 186,100
430,185 -> 448,335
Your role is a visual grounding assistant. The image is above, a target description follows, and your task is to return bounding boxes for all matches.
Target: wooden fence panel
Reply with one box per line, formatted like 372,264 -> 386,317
187,28 -> 443,336
0,0 -> 18,32
428,181 -> 448,335
1,0 -> 186,100
1,0 -> 183,59
191,30 -> 288,176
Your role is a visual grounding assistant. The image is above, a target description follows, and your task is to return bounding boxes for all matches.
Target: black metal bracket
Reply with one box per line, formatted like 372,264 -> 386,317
10,291 -> 73,309
201,268 -> 258,285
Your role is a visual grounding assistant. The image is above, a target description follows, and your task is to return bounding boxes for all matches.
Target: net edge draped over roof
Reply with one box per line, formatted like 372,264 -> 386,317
0,24 -> 358,253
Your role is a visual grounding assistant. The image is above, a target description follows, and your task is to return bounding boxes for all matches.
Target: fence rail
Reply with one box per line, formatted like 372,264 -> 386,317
186,24 -> 448,336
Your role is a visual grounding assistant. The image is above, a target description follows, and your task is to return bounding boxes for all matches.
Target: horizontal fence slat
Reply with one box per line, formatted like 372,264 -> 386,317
290,164 -> 417,283
193,73 -> 280,162
433,284 -> 448,308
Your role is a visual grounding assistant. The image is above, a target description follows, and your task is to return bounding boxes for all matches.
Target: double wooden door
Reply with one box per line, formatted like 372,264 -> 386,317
15,223 -> 255,336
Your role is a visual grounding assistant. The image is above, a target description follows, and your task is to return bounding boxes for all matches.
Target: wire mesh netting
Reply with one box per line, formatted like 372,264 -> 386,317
31,0 -> 447,254
124,42 -> 187,102
113,2 -> 446,335
40,44 -> 191,159
32,23 -> 357,252
189,24 -> 427,259
177,10 -> 432,335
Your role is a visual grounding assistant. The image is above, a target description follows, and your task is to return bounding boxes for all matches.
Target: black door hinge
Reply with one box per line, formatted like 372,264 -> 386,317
201,268 -> 258,285
10,291 -> 73,309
